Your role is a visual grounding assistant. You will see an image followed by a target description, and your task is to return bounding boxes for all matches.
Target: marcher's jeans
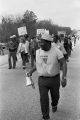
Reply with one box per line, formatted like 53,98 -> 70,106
31,54 -> 35,67
8,51 -> 16,68
21,52 -> 29,66
38,74 -> 60,119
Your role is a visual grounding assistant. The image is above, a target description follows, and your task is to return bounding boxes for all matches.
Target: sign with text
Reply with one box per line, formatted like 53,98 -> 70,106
37,29 -> 49,35
18,26 -> 27,36
58,31 -> 66,35
37,29 -> 45,35
58,31 -> 66,36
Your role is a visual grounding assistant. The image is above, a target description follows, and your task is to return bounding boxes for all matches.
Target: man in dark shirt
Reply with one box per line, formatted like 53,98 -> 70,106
7,35 -> 18,69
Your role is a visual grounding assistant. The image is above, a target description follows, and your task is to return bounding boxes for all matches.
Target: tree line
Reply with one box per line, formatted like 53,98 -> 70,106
0,10 -> 72,43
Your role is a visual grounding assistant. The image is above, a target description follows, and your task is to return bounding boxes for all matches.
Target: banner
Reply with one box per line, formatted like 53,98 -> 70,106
18,26 -> 27,36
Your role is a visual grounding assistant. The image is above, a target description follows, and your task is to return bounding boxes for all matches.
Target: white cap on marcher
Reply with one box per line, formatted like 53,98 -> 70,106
10,35 -> 16,39
41,33 -> 53,41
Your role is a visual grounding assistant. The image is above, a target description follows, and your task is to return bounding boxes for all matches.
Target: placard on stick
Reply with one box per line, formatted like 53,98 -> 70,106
18,26 -> 27,36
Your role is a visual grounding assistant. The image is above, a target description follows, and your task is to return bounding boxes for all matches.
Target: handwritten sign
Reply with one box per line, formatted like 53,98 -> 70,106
37,29 -> 45,35
18,26 -> 27,36
58,31 -> 66,37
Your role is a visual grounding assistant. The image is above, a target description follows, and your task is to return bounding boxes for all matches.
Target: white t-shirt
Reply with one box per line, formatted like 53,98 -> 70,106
18,41 -> 29,53
36,45 -> 64,76
18,43 -> 25,52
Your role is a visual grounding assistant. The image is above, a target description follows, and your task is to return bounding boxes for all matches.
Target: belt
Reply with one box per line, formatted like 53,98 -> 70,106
40,74 -> 59,78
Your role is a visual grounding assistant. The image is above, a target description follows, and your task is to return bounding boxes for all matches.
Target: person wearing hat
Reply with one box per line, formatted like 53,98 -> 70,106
27,33 -> 67,120
7,35 -> 18,69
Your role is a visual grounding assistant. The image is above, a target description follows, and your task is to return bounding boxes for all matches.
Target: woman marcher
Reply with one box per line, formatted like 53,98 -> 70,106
52,34 -> 67,60
17,36 -> 29,69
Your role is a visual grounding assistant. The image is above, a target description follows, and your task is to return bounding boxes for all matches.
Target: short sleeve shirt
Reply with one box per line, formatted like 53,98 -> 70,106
36,45 -> 63,76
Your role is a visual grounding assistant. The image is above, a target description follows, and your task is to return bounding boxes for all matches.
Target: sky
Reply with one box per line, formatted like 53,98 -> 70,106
0,0 -> 80,30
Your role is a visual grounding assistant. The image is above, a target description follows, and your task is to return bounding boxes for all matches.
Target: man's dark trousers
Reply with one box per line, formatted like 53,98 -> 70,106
38,74 -> 60,119
8,51 -> 16,68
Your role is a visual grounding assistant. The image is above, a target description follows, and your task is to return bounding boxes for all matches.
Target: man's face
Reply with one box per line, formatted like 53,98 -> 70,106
39,39 -> 51,51
39,39 -> 47,46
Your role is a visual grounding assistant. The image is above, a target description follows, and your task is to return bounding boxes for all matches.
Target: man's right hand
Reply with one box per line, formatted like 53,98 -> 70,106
61,78 -> 67,88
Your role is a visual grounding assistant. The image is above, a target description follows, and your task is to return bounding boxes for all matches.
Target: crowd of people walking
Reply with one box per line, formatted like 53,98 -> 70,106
6,32 -> 78,70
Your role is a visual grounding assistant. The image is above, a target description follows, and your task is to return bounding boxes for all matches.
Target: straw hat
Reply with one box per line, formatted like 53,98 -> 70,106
41,33 -> 53,41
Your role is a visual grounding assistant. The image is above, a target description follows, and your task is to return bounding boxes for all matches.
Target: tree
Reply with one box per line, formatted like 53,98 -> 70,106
22,10 -> 37,39
0,10 -> 72,43
0,16 -> 18,42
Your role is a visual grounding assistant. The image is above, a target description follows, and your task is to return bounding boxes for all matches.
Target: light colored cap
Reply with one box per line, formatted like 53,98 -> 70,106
41,33 -> 53,41
10,35 -> 16,39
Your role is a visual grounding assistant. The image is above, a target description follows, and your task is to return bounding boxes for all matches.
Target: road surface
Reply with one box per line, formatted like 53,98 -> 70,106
0,39 -> 80,120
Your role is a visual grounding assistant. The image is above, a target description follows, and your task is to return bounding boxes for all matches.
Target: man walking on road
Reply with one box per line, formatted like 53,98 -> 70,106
7,35 -> 18,69
27,33 -> 67,120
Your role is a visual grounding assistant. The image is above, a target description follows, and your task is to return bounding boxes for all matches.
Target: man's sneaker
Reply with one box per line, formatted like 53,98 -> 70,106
23,66 -> 26,69
8,67 -> 12,69
13,66 -> 16,69
52,106 -> 57,113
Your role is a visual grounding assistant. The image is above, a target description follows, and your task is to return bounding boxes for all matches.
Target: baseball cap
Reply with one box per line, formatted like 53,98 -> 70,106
10,35 -> 16,39
41,33 -> 53,41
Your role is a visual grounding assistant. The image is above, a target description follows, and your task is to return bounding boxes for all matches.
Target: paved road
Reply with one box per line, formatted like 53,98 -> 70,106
0,53 -> 21,66
0,39 -> 80,120
0,54 -> 8,66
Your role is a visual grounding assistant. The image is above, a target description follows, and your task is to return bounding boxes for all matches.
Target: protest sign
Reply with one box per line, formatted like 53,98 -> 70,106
18,26 -> 27,36
37,29 -> 45,35
58,31 -> 66,37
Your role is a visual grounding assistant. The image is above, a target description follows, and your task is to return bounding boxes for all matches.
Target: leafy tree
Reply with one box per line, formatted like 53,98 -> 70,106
22,10 -> 37,39
0,10 -> 72,43
0,16 -> 17,42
